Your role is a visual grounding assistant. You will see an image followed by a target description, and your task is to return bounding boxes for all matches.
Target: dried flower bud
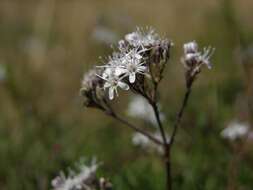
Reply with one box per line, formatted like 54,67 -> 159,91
183,41 -> 198,54
80,69 -> 105,108
148,39 -> 172,83
181,41 -> 215,87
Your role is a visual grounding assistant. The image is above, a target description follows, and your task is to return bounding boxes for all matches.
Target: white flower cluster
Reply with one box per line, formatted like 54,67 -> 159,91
221,121 -> 249,141
182,41 -> 215,71
132,131 -> 170,154
127,95 -> 165,126
125,27 -> 160,47
52,158 -> 99,190
97,27 -> 165,100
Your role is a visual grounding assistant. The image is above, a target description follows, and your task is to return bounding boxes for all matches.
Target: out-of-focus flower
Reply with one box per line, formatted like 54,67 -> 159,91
132,131 -> 169,154
92,26 -> 118,45
52,158 -> 99,190
127,96 -> 165,126
221,121 -> 250,141
22,36 -> 47,68
52,158 -> 112,190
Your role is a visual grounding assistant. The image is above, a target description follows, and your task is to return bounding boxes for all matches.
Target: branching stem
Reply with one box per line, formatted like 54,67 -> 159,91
108,112 -> 163,146
151,78 -> 195,190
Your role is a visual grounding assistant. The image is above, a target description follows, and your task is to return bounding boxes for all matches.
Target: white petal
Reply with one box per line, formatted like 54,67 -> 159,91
129,73 -> 136,83
115,67 -> 127,76
109,87 -> 115,100
135,54 -> 142,60
118,82 -> 129,90
137,66 -> 146,72
104,82 -> 111,89
103,68 -> 112,77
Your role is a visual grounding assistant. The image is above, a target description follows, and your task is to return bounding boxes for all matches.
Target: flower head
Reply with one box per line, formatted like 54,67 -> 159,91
98,67 -> 129,100
116,48 -> 147,83
125,27 -> 160,47
181,41 -> 215,87
182,41 -> 215,71
81,27 -> 172,101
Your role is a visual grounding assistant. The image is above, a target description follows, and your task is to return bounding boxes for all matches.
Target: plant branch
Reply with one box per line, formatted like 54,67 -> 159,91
151,83 -> 171,190
152,102 -> 168,146
169,79 -> 194,148
108,112 -> 163,146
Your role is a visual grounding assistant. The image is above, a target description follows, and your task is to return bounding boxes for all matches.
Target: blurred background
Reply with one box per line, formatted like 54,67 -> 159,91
0,0 -> 253,189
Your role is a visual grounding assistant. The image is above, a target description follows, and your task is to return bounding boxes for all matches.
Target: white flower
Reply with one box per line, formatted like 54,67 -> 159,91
52,158 -> 99,190
125,27 -> 160,47
97,46 -> 148,99
132,131 -> 169,154
132,132 -> 150,147
221,121 -> 249,141
117,48 -> 147,83
127,96 -> 165,126
99,68 -> 129,100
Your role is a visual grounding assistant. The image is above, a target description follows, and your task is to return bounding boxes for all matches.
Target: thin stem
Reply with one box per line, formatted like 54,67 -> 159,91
151,84 -> 171,190
169,81 -> 193,148
108,112 -> 163,146
153,103 -> 171,190
152,103 -> 168,145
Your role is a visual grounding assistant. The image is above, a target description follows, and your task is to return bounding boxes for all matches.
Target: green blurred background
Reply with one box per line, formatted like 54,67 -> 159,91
0,0 -> 253,189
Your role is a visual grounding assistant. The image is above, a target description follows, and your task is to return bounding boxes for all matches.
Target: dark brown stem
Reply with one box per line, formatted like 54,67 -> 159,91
151,76 -> 194,190
152,102 -> 168,146
151,83 -> 171,190
152,102 -> 171,190
108,112 -> 163,146
169,84 -> 192,148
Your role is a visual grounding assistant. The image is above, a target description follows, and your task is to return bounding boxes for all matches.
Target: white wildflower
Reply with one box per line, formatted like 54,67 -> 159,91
132,132 -> 150,147
127,96 -> 165,126
98,67 -> 129,100
97,46 -> 148,99
116,48 -> 147,83
125,27 -> 160,47
52,158 -> 99,190
221,121 -> 250,141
